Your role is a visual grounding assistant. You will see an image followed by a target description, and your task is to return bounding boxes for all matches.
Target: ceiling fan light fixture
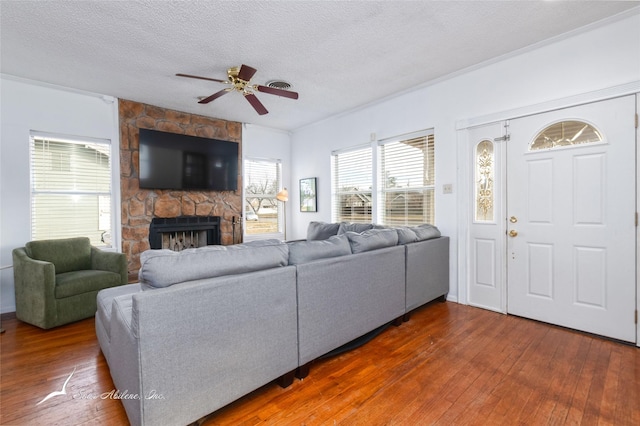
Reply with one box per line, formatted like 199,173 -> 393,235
177,65 -> 299,114
266,80 -> 292,90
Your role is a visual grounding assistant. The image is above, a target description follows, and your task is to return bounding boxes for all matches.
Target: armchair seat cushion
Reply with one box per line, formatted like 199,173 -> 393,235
55,270 -> 123,299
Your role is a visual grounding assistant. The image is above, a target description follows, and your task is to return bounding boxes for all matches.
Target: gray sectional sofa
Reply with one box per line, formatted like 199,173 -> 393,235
96,222 -> 449,426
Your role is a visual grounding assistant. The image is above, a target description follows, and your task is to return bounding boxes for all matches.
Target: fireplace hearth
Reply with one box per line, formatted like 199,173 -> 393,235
149,216 -> 221,250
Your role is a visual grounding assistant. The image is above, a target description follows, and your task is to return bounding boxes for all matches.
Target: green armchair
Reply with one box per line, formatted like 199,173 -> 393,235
12,237 -> 127,329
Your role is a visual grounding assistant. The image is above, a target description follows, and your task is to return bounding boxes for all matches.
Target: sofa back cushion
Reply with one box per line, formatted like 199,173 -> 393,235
394,224 -> 442,245
25,237 -> 92,274
345,228 -> 399,254
412,224 -> 441,241
396,227 -> 419,244
337,222 -> 376,234
288,234 -> 352,265
139,240 -> 289,290
306,221 -> 340,240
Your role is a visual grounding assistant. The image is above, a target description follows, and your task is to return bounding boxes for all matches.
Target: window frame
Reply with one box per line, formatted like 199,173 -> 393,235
331,129 -> 436,226
331,144 -> 374,224
29,131 -> 116,249
243,157 -> 284,241
377,130 -> 435,226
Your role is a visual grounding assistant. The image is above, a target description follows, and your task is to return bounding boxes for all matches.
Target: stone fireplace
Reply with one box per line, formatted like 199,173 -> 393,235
119,99 -> 242,281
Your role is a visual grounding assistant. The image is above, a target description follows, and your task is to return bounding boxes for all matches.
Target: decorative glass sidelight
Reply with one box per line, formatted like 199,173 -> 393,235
530,120 -> 603,151
475,140 -> 494,222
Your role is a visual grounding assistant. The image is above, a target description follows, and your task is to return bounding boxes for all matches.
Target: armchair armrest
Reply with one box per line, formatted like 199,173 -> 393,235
12,247 -> 57,327
91,247 -> 128,284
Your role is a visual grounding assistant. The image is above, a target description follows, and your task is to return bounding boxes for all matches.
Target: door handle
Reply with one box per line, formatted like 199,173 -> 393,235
509,230 -> 518,237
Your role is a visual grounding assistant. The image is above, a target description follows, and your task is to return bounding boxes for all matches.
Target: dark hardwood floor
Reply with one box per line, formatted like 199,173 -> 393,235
1,301 -> 638,425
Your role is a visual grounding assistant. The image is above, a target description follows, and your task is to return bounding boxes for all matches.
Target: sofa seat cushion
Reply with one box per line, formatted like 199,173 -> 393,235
139,240 -> 289,290
26,237 -> 92,274
306,221 -> 340,240
288,235 -> 352,265
345,228 -> 399,253
55,269 -> 123,299
96,284 -> 142,338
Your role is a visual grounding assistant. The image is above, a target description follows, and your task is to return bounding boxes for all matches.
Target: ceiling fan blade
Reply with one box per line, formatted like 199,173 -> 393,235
198,89 -> 231,104
255,85 -> 299,100
237,64 -> 258,82
244,93 -> 268,115
176,73 -> 228,84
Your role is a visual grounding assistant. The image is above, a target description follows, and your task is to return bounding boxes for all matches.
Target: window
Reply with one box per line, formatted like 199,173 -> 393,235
331,146 -> 373,223
530,120 -> 603,151
475,140 -> 494,222
30,133 -> 113,247
379,132 -> 435,226
331,130 -> 436,226
244,158 -> 282,237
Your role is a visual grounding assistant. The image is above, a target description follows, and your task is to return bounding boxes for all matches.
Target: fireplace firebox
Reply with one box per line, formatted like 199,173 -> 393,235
149,216 -> 221,251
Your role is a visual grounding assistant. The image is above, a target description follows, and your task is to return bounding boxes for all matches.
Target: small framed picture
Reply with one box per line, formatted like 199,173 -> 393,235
299,177 -> 317,212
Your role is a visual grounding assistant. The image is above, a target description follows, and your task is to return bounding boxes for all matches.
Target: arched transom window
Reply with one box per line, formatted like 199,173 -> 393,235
530,120 -> 603,151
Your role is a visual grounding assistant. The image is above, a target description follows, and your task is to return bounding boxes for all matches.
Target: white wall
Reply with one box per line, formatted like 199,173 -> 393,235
241,124 -> 292,239
289,12 -> 640,302
1,11 -> 637,312
0,77 -> 119,313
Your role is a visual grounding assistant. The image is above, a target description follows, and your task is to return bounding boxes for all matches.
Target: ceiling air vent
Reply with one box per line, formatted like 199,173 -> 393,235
265,80 -> 292,90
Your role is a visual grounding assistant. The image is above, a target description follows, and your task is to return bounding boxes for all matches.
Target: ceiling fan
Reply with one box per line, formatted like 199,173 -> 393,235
176,64 -> 299,115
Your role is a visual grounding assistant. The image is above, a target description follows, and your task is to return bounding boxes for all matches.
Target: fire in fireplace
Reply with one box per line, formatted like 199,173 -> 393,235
149,216 -> 221,251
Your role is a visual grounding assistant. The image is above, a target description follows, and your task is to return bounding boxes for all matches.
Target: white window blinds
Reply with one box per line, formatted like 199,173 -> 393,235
331,146 -> 373,223
379,133 -> 435,226
244,158 -> 282,236
30,135 -> 112,247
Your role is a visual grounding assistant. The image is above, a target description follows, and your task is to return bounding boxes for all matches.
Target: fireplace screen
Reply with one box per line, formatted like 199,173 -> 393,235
149,216 -> 221,251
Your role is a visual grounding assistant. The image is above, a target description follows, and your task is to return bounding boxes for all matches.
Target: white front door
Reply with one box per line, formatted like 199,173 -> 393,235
506,96 -> 636,343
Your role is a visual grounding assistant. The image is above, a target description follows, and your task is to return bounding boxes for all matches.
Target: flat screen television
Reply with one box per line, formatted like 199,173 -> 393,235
138,129 -> 239,191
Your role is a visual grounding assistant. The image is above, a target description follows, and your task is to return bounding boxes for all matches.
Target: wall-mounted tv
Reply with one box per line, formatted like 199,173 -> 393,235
138,129 -> 239,191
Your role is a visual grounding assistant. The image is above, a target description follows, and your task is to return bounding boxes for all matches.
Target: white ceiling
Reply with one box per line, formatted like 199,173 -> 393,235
1,1 -> 638,131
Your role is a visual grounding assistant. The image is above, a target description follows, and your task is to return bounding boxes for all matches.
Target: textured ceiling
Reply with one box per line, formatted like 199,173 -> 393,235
1,1 -> 638,131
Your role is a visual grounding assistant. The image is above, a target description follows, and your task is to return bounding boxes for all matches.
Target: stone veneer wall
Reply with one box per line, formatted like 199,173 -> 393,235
119,99 -> 242,281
